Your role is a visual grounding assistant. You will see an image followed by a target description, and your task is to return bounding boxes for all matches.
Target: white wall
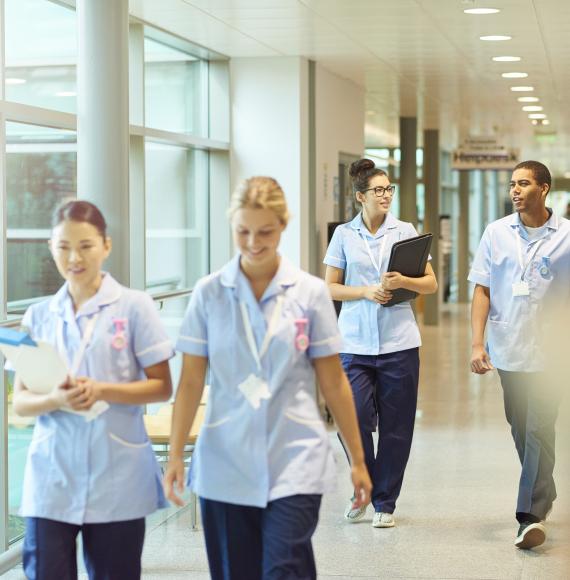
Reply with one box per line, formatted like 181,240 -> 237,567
315,65 -> 365,275
230,57 -> 309,269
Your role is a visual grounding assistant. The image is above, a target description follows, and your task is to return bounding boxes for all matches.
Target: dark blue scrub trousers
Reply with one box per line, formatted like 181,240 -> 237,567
200,494 -> 322,580
23,517 -> 145,580
498,370 -> 561,523
340,347 -> 420,514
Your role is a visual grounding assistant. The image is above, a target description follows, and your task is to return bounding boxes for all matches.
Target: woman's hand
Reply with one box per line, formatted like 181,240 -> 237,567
48,376 -> 86,410
70,377 -> 102,410
163,457 -> 186,507
470,345 -> 495,374
381,271 -> 406,291
363,285 -> 386,303
350,461 -> 372,508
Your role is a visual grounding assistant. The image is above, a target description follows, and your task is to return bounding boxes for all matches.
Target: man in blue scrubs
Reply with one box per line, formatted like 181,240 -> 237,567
469,160 -> 570,550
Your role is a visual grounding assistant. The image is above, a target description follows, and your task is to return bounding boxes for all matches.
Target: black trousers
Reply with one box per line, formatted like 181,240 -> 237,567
498,369 -> 561,523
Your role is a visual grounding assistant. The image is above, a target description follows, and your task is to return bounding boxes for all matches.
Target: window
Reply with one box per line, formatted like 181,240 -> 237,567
6,122 -> 77,308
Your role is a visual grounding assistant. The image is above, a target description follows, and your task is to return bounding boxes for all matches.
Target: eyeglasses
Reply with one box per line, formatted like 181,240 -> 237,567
363,185 -> 396,198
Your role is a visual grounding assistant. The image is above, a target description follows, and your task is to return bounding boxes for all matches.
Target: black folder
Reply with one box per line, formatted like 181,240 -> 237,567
383,233 -> 433,307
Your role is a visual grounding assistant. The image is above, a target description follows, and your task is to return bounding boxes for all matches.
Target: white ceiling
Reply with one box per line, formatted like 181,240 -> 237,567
129,0 -> 570,176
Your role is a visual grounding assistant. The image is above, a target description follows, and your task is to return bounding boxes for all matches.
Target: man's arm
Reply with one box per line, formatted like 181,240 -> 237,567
470,284 -> 494,374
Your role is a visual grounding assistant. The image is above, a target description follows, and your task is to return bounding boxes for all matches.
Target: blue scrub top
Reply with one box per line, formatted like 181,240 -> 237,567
176,254 -> 341,508
469,211 -> 570,372
323,212 -> 423,355
14,274 -> 174,524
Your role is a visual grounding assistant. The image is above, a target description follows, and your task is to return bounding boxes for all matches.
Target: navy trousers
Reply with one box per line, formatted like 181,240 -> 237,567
23,517 -> 145,580
200,494 -> 322,580
498,369 -> 561,523
340,348 -> 420,513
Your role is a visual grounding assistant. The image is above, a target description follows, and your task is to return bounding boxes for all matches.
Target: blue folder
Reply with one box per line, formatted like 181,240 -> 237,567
0,327 -> 37,347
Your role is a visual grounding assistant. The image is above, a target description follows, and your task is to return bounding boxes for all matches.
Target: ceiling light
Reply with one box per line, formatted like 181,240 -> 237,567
464,8 -> 500,14
542,120 -> 550,125
517,96 -> 539,102
510,86 -> 534,92
531,120 -> 538,126
528,113 -> 546,119
493,56 -> 521,62
522,106 -> 543,112
5,78 -> 26,85
480,35 -> 511,41
55,91 -> 76,97
501,72 -> 528,79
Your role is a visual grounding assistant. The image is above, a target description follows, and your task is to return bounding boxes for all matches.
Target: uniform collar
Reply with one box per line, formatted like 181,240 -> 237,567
49,272 -> 122,318
350,212 -> 398,237
220,253 -> 298,302
509,208 -> 558,231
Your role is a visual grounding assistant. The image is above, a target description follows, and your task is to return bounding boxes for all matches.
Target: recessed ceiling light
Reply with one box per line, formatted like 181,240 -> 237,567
5,78 -> 26,85
522,106 -> 543,112
493,56 -> 521,62
464,8 -> 500,15
511,86 -> 534,92
528,113 -> 546,119
480,35 -> 512,41
502,72 -> 528,79
55,91 -> 76,97
517,96 -> 539,102
542,120 -> 550,125
531,120 -> 538,126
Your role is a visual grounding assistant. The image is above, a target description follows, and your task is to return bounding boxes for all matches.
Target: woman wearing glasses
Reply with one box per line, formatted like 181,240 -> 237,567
324,158 -> 437,528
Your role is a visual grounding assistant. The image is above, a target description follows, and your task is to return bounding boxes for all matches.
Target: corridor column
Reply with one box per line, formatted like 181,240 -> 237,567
399,117 -> 418,224
77,0 -> 130,283
457,171 -> 470,303
423,129 -> 440,325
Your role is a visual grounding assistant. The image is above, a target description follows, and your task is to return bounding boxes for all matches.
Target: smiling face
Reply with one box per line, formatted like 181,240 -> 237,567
356,173 -> 394,219
509,168 -> 549,214
232,207 -> 285,271
49,220 -> 111,288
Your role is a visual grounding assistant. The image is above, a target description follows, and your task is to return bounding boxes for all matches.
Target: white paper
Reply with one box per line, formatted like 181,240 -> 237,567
238,373 -> 271,410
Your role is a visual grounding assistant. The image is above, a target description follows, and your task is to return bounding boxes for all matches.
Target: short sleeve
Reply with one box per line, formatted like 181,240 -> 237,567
175,281 -> 208,357
4,306 -> 34,372
323,226 -> 346,270
469,226 -> 492,287
307,280 -> 342,359
131,293 -> 175,368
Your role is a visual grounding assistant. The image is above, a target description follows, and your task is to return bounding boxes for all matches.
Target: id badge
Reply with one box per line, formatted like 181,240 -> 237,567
512,281 -> 530,297
238,373 -> 271,409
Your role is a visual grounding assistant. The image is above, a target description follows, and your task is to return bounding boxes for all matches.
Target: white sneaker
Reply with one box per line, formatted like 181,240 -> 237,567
372,512 -> 395,528
344,497 -> 367,523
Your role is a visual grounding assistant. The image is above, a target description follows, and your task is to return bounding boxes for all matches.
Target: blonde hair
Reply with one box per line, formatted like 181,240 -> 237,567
229,177 -> 290,226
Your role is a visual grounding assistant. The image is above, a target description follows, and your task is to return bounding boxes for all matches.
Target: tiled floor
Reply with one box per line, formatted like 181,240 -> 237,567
5,305 -> 570,579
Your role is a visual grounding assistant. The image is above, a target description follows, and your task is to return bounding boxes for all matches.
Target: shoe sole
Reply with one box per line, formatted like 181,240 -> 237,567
372,519 -> 395,528
515,524 -> 546,549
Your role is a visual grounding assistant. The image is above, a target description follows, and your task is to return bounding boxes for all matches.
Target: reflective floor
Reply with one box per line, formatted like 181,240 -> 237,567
5,305 -> 570,579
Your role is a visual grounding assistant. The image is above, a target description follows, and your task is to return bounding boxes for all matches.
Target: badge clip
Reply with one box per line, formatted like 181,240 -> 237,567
111,318 -> 128,350
294,318 -> 309,352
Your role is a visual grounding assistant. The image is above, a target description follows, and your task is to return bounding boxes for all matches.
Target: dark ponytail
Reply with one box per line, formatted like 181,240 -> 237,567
349,158 -> 387,193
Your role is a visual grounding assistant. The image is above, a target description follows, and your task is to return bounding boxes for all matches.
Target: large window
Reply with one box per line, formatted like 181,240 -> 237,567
6,123 -> 77,307
4,0 -> 77,113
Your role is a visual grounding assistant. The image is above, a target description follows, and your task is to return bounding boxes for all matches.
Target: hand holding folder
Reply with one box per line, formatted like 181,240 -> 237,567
0,327 -> 108,421
382,233 -> 433,307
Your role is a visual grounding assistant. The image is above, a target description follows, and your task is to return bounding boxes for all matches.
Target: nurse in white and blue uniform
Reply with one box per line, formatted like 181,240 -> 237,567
164,177 -> 371,580
324,159 -> 438,528
11,201 -> 174,580
470,160 -> 570,550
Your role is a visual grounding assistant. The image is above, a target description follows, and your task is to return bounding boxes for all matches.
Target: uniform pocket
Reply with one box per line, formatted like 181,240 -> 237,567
285,410 -> 323,427
108,432 -> 150,448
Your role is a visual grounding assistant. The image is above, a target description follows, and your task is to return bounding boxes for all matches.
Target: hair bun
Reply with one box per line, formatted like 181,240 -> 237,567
349,158 -> 375,178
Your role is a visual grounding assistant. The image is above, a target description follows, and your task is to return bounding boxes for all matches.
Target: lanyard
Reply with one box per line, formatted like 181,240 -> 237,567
240,295 -> 283,372
362,233 -> 388,279
57,312 -> 101,377
514,230 -> 545,282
